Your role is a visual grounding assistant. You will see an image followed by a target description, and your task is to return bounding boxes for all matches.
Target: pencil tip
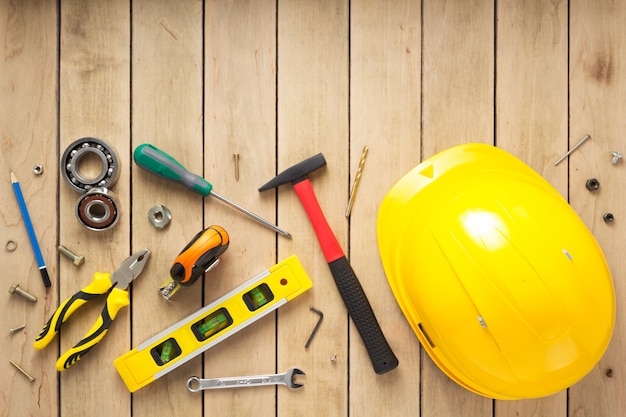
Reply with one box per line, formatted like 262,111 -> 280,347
10,171 -> 17,183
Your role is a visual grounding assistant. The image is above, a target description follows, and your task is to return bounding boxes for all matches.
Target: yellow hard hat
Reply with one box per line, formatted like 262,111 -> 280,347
377,143 -> 614,400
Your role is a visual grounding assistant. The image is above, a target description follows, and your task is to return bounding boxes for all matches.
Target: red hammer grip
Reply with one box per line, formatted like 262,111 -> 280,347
293,179 -> 345,263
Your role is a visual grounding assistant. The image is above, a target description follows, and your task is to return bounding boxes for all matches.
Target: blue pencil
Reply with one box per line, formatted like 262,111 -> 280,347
10,171 -> 51,288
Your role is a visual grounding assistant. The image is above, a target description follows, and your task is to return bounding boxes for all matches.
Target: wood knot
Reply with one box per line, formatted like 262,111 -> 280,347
605,368 -> 614,378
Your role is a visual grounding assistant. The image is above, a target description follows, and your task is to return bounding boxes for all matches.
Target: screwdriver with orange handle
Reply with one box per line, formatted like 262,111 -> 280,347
159,226 -> 229,300
134,144 -> 291,238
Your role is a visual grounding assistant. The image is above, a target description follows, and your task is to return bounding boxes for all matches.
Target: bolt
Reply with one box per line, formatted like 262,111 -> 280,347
58,245 -> 85,267
8,282 -> 37,303
10,324 -> 26,335
9,360 -> 35,382
611,151 -> 622,165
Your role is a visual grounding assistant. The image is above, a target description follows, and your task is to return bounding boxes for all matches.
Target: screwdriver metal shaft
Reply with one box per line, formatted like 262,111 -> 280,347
210,191 -> 291,238
133,144 -> 291,238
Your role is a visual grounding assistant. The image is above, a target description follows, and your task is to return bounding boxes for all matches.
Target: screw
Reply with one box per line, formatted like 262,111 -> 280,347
233,153 -> 240,181
10,324 -> 26,334
611,151 -> 622,165
9,360 -> 35,382
8,282 -> 37,303
58,245 -> 85,267
603,213 -> 615,224
554,134 -> 591,166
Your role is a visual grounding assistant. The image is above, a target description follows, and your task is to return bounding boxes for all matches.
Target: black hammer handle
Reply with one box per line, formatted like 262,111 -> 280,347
329,256 -> 399,374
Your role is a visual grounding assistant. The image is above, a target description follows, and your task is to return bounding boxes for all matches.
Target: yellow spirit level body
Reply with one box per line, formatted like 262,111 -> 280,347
114,255 -> 312,392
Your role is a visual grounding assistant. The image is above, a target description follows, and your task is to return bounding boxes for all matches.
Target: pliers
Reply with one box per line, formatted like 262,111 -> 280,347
34,249 -> 151,371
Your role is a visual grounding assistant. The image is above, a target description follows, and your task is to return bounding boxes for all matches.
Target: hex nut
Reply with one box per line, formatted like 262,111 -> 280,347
33,165 -> 44,175
586,178 -> 600,191
148,205 -> 172,229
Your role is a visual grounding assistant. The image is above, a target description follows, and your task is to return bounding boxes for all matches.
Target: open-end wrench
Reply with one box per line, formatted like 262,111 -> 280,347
186,368 -> 305,392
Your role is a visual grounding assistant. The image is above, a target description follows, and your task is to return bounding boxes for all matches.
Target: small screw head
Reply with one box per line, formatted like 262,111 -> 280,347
8,283 -> 18,294
611,151 -> 622,165
603,212 -> 615,224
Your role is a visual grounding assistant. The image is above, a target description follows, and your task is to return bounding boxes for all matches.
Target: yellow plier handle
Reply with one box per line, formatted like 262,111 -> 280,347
33,272 -> 130,371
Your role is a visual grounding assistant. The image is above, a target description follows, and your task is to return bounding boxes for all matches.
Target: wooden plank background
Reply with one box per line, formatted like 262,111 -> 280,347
1,0 -> 624,416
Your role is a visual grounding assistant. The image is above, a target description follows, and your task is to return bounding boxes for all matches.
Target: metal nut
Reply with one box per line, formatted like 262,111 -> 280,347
603,213 -> 615,224
148,205 -> 172,229
585,178 -> 600,191
8,282 -> 37,303
33,164 -> 43,175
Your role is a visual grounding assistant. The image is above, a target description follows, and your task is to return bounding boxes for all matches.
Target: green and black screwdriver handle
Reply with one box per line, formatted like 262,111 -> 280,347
133,144 -> 292,238
259,153 -> 399,374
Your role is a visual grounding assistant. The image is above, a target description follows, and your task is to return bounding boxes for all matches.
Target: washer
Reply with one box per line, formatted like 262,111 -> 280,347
61,137 -> 120,193
5,240 -> 17,252
76,187 -> 120,231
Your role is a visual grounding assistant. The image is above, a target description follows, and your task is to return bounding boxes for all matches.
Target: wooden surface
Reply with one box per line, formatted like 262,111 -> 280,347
1,0 -> 625,416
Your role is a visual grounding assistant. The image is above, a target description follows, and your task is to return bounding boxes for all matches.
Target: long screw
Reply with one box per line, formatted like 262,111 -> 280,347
554,134 -> 591,166
58,245 -> 85,267
10,324 -> 26,334
9,282 -> 37,303
9,360 -> 35,382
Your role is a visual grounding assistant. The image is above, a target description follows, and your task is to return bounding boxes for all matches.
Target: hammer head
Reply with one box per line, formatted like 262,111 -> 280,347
258,153 -> 326,191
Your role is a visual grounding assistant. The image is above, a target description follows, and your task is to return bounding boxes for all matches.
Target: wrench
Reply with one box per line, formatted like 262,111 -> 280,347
186,368 -> 305,392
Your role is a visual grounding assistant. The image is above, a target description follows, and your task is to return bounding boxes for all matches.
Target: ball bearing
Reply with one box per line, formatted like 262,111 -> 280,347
75,187 -> 120,231
61,137 -> 120,193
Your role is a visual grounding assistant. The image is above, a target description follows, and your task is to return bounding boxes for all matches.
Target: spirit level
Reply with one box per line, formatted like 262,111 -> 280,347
114,255 -> 312,392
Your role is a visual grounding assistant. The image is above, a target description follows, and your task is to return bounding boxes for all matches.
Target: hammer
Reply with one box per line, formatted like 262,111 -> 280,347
259,154 -> 398,374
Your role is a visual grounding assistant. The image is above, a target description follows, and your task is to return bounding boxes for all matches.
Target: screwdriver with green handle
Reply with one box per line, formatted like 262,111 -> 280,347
134,144 -> 292,238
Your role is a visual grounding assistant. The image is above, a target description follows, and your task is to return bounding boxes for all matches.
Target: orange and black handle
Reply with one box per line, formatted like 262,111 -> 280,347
170,225 -> 229,286
259,154 -> 398,374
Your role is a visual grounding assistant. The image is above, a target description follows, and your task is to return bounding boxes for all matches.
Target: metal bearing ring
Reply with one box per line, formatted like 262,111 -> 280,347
61,137 -> 120,193
75,187 -> 120,231
148,205 -> 172,228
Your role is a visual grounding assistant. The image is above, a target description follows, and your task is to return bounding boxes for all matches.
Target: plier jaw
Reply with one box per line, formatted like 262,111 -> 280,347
112,248 -> 151,289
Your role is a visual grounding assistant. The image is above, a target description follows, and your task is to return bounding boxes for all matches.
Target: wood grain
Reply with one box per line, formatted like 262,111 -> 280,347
1,0 -> 625,416
131,1 -> 203,416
